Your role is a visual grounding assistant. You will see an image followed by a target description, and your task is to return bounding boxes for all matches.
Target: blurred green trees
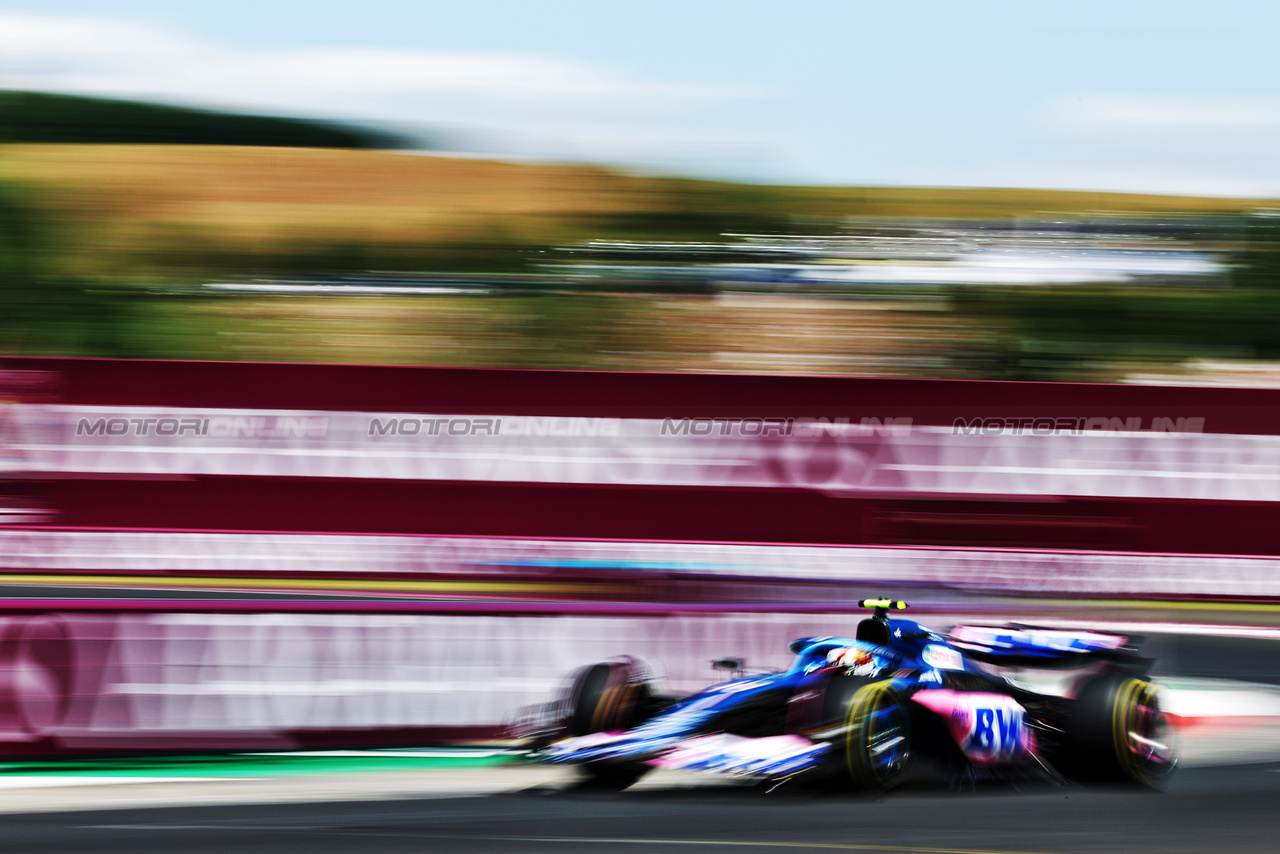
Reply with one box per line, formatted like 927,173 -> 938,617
0,182 -> 130,355
951,218 -> 1280,380
0,91 -> 410,149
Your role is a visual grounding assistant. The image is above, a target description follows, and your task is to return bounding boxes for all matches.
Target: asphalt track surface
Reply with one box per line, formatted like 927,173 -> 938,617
2,762 -> 1279,854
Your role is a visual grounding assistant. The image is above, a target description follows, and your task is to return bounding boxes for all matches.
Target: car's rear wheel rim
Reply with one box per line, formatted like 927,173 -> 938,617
1115,679 -> 1177,784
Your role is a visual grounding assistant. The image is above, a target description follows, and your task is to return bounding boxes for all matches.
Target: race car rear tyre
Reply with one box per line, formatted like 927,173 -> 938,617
1067,674 -> 1177,788
842,681 -> 913,793
565,656 -> 656,790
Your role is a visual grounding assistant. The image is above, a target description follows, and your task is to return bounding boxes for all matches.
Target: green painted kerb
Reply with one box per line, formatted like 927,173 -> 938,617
0,750 -> 520,778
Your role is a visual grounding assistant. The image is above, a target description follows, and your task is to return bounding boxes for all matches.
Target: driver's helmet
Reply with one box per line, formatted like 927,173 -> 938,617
826,646 -> 878,675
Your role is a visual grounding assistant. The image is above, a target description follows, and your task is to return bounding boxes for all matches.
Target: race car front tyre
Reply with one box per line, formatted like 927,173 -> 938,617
1066,674 -> 1178,788
566,656 -> 655,736
842,681 -> 913,793
565,656 -> 657,790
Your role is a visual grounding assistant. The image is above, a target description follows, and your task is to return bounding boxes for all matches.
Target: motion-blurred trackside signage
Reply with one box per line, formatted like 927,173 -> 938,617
22,405 -> 1280,503
660,417 -> 912,437
76,415 -> 330,438
953,416 -> 1206,436
366,416 -> 621,437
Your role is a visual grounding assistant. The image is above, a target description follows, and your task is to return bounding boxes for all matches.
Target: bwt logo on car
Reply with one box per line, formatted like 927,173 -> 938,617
76,416 -> 330,439
953,416 -> 1206,436
971,706 -> 1024,755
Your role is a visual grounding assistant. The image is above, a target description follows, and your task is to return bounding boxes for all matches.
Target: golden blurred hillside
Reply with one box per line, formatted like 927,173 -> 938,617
0,144 -> 1265,277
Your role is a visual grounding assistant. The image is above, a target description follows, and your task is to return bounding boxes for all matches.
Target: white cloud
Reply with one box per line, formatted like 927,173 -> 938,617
991,163 -> 1276,199
1046,93 -> 1280,132
1008,92 -> 1280,196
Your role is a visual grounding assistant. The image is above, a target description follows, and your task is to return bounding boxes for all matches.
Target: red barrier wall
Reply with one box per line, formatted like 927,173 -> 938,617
5,356 -> 1280,432
6,356 -> 1280,556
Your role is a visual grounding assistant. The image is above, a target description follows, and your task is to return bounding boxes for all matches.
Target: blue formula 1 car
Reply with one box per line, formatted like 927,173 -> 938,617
532,600 -> 1177,792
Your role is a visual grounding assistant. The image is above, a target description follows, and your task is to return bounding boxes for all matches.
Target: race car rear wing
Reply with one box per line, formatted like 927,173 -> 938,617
948,624 -> 1152,671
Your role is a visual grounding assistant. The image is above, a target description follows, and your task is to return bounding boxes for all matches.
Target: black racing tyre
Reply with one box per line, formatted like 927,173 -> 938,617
842,681 -> 913,792
1066,674 -> 1178,788
566,656 -> 654,736
564,656 -> 656,790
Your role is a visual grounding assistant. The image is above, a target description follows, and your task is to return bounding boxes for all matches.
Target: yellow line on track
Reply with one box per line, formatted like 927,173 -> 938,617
0,574 -> 621,594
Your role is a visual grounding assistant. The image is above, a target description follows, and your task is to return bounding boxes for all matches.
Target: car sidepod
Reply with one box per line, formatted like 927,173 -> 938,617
911,689 -> 1035,766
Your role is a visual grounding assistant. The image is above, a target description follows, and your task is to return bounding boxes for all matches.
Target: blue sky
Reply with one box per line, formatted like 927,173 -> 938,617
2,1 -> 1278,195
